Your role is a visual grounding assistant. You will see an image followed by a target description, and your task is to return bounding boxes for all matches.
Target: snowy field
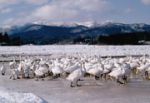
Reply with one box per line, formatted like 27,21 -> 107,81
0,45 -> 150,57
0,45 -> 150,103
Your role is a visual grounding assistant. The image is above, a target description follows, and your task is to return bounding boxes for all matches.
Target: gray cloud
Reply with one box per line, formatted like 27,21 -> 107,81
3,0 -> 110,26
30,0 -> 109,22
141,0 -> 150,5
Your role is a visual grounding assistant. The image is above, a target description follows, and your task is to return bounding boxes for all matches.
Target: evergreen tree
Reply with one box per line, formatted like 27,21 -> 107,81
3,32 -> 10,43
0,33 -> 2,43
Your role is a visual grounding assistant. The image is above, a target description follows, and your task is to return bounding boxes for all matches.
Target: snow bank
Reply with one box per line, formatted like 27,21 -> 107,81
0,90 -> 47,103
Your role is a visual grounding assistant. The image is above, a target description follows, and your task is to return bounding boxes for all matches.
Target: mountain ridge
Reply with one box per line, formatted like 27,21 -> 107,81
1,22 -> 150,45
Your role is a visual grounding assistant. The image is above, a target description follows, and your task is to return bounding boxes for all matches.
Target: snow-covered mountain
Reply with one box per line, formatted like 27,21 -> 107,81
7,22 -> 150,35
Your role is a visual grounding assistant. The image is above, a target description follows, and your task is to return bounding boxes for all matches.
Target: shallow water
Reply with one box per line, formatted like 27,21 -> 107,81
0,72 -> 150,103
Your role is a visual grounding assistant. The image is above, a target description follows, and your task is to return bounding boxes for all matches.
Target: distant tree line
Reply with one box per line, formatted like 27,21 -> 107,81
0,32 -> 10,45
96,32 -> 150,45
0,31 -> 150,45
0,32 -> 22,45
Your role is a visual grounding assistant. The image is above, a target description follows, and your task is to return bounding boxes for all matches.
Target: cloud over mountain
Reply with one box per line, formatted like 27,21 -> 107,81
1,0 -> 150,27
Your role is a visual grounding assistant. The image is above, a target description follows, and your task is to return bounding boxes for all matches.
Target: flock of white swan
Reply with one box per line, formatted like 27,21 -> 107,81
1,55 -> 150,87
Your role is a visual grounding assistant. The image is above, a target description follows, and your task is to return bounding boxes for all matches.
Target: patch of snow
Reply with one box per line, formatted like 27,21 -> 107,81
0,90 -> 47,103
0,45 -> 150,57
25,25 -> 42,32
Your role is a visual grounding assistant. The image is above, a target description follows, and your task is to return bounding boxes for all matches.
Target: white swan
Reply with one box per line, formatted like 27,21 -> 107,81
108,67 -> 124,83
136,63 -> 150,74
23,63 -> 33,78
108,62 -> 131,84
136,63 -> 150,79
64,62 -> 80,73
9,69 -> 20,80
86,63 -> 103,80
9,58 -> 17,69
50,59 -> 64,78
66,62 -> 85,87
34,62 -> 50,81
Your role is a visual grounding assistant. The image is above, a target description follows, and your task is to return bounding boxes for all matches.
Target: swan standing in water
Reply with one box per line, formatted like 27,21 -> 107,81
51,58 -> 64,79
67,61 -> 85,87
34,59 -> 50,81
9,57 -> 17,69
108,62 -> 131,84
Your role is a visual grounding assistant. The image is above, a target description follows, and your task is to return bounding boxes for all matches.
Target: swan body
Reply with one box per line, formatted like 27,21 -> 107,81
67,68 -> 84,87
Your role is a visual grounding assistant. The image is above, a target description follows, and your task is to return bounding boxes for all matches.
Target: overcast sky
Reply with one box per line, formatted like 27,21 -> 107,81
0,0 -> 150,27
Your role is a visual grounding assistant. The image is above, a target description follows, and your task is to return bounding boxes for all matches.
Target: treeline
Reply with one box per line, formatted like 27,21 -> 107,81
96,32 -> 150,45
73,32 -> 150,45
0,32 -> 150,45
0,32 -> 10,45
0,32 -> 22,45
